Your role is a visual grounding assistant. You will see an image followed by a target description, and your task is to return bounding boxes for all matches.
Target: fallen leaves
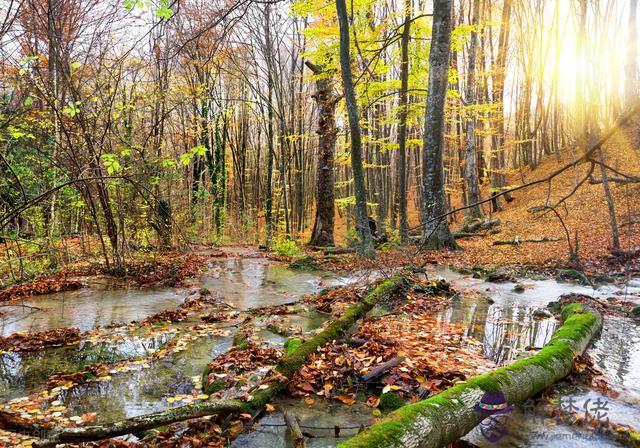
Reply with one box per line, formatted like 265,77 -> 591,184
289,288 -> 493,406
203,343 -> 282,393
0,274 -> 84,302
0,328 -> 81,352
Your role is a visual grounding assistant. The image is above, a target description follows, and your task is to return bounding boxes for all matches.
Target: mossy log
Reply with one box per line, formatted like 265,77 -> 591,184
337,303 -> 602,448
23,400 -> 242,447
204,275 -> 409,402
14,276 -> 409,447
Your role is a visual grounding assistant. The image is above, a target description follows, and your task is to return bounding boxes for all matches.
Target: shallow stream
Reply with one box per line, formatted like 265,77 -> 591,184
0,254 -> 639,447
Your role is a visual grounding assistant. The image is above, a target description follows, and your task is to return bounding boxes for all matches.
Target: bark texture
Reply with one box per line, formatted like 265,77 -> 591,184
464,0 -> 482,219
336,0 -> 375,257
421,0 -> 457,249
396,0 -> 411,244
337,303 -> 602,448
307,61 -> 338,247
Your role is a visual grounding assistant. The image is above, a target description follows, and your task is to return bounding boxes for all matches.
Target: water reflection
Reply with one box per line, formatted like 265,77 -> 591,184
232,397 -> 373,448
464,406 -> 624,448
0,333 -> 176,401
435,294 -> 557,365
590,317 -> 640,397
59,335 -> 232,423
200,258 -> 352,310
0,286 -> 185,336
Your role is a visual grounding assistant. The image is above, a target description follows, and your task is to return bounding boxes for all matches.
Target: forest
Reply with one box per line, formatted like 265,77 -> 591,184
0,0 -> 639,447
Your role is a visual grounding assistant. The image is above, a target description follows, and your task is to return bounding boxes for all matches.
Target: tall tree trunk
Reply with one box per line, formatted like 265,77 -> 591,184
396,0 -> 411,244
595,143 -> 621,251
307,62 -> 337,247
490,0 -> 513,211
46,0 -> 59,241
464,0 -> 482,219
336,0 -> 375,257
421,0 -> 457,249
264,5 -> 275,248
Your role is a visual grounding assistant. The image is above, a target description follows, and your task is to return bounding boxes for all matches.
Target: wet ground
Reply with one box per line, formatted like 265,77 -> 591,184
0,250 -> 639,446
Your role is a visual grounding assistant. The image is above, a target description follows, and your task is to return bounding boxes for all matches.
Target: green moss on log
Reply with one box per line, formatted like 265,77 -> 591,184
337,303 -> 602,448
284,338 -> 303,355
202,276 -> 408,415
274,277 -> 407,380
236,276 -> 408,413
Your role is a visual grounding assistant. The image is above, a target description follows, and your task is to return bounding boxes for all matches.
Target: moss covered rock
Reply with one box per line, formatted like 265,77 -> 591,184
289,255 -> 320,271
379,392 -> 405,412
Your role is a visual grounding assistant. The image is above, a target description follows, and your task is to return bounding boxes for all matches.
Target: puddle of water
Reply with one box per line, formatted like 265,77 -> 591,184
0,256 -> 637,447
0,286 -> 185,336
0,332 -> 176,402
59,335 -> 232,423
232,397 -> 374,448
200,258 -> 352,310
431,266 -> 640,306
434,294 -> 557,365
590,317 -> 640,398
551,385 -> 640,429
0,257 -> 356,339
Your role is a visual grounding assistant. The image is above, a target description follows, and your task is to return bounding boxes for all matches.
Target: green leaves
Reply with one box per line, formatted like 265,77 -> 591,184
101,153 -> 121,175
180,145 -> 208,166
124,0 -> 172,19
63,101 -> 82,117
123,0 -> 146,11
7,126 -> 34,140
180,153 -> 193,166
191,145 -> 207,156
19,56 -> 39,75
157,5 -> 172,19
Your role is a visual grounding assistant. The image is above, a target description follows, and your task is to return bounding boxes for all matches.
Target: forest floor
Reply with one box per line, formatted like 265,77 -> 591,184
0,245 -> 637,448
326,128 -> 640,277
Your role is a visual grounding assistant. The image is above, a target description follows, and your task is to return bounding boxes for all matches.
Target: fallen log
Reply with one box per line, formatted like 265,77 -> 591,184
462,219 -> 500,234
336,303 -> 602,448
588,175 -> 640,185
13,276 -> 409,447
323,247 -> 356,255
492,236 -> 560,246
27,400 -> 243,448
227,275 -> 409,406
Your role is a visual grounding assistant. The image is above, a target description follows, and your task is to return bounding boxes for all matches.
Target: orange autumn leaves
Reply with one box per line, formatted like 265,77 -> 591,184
289,286 -> 494,408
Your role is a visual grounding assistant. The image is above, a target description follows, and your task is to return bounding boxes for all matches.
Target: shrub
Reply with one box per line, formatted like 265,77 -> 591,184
273,239 -> 301,256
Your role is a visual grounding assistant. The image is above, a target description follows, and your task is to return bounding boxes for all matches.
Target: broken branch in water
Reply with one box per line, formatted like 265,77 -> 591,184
283,409 -> 306,448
